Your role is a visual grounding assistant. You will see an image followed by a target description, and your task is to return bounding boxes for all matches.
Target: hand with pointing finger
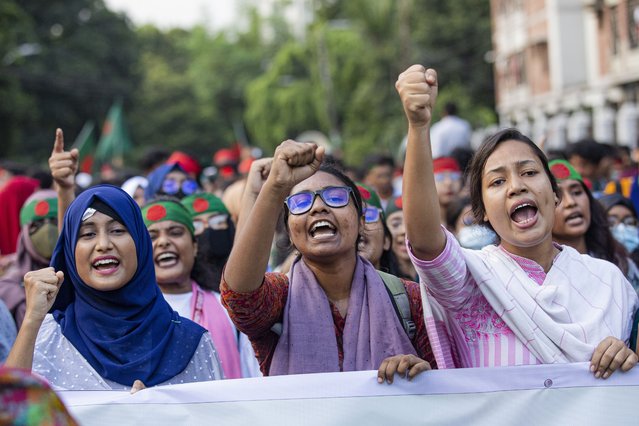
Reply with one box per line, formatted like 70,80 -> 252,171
48,128 -> 79,190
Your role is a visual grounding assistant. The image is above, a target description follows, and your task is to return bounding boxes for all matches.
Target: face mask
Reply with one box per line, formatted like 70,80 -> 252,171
457,225 -> 498,250
196,226 -> 235,260
29,223 -> 59,259
611,224 -> 639,253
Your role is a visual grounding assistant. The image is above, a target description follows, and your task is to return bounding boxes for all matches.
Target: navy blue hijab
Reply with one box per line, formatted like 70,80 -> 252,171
144,163 -> 185,201
50,185 -> 206,387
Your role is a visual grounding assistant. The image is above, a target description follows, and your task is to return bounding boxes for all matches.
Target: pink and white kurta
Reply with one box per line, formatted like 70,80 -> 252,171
410,227 -> 638,369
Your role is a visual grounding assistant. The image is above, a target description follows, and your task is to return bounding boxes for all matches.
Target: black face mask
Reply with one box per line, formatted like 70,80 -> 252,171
196,223 -> 235,260
191,222 -> 235,292
158,189 -> 188,200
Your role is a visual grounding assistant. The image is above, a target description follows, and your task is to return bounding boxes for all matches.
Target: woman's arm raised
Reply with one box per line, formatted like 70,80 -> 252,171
48,128 -> 78,230
235,157 -> 273,240
4,268 -> 63,370
397,66 -> 446,260
224,140 -> 324,293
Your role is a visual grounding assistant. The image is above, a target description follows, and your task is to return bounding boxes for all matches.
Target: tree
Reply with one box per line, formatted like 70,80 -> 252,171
1,0 -> 139,163
0,0 -> 36,157
243,0 -> 495,165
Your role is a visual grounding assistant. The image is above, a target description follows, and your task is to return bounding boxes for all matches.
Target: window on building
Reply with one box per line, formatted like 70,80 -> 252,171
629,0 -> 639,48
611,6 -> 620,55
505,51 -> 526,88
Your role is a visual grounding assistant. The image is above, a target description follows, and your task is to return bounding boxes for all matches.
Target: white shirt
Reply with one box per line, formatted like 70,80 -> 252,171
163,291 -> 193,319
430,115 -> 472,158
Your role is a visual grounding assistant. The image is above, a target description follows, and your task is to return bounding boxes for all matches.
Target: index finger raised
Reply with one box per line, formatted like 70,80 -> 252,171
52,128 -> 65,154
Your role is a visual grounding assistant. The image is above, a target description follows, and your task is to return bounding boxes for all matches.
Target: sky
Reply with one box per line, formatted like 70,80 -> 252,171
104,0 -> 239,30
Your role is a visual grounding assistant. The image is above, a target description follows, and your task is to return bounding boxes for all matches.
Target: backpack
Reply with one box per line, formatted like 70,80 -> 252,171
377,270 -> 416,340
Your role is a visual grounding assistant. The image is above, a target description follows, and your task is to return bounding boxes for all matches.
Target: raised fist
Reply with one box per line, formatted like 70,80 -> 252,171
268,140 -> 325,192
395,65 -> 438,128
23,267 -> 64,323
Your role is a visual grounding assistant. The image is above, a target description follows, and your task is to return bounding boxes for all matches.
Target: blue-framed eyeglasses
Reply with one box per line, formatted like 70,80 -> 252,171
285,186 -> 354,215
364,206 -> 381,223
434,172 -> 462,183
162,178 -> 198,196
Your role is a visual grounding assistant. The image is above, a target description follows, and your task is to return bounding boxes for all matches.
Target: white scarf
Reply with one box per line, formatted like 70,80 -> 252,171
462,244 -> 638,363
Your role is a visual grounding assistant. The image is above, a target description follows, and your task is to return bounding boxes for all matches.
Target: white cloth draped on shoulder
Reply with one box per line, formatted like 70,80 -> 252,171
462,244 -> 638,363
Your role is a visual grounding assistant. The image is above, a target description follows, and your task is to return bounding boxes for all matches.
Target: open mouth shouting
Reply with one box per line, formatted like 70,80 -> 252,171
510,199 -> 539,228
309,220 -> 337,240
563,211 -> 584,226
155,251 -> 179,268
92,256 -> 120,275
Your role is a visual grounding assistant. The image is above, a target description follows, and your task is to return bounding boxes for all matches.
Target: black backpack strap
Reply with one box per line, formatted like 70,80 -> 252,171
378,270 -> 416,340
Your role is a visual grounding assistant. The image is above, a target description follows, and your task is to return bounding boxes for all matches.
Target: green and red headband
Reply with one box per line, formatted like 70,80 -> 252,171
20,198 -> 58,226
181,193 -> 229,217
548,159 -> 582,182
384,196 -> 403,217
142,200 -> 195,236
356,183 -> 383,211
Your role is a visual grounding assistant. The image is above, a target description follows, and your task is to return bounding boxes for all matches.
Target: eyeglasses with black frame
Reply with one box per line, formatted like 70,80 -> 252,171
285,186 -> 354,215
363,206 -> 381,223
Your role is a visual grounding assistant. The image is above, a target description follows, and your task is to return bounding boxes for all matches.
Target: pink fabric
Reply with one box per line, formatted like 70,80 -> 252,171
411,227 -> 637,367
0,176 -> 39,255
190,282 -> 242,379
409,228 -> 541,368
270,257 -> 416,375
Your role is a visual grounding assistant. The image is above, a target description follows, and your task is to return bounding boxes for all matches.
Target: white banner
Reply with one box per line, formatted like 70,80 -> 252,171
59,363 -> 638,426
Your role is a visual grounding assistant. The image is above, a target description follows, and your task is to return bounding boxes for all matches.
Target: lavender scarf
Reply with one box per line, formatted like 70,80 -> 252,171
270,256 -> 416,375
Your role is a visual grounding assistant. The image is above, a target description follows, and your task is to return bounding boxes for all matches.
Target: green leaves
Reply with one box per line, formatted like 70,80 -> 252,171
1,0 -> 496,169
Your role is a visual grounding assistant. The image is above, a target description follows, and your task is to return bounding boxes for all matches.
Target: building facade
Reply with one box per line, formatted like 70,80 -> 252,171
491,0 -> 639,150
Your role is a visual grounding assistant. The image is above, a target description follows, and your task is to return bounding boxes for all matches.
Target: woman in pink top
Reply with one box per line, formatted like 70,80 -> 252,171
389,64 -> 639,381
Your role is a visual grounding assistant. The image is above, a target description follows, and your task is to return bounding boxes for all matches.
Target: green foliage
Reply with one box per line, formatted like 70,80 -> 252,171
245,41 -> 322,152
0,0 -> 496,171
243,0 -> 496,166
1,0 -> 139,164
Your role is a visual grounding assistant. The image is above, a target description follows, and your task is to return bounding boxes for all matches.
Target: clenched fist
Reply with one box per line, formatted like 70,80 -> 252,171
23,267 -> 64,323
395,65 -> 438,128
268,140 -> 325,193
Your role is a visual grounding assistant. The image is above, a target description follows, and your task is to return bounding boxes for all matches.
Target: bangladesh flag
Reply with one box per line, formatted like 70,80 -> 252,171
72,121 -> 97,173
95,99 -> 132,168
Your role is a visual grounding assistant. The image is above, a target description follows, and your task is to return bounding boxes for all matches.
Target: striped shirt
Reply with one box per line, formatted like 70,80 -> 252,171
408,230 -> 561,367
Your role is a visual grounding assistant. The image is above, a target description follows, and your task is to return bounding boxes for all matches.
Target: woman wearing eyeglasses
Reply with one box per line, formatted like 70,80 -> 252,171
182,193 -> 235,293
384,196 -> 418,280
222,141 -> 435,381
550,159 -> 639,294
433,157 -> 463,225
355,183 -> 401,276
144,163 -> 200,202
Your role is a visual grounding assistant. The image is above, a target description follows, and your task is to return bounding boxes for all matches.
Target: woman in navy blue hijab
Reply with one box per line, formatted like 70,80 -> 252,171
5,185 -> 222,390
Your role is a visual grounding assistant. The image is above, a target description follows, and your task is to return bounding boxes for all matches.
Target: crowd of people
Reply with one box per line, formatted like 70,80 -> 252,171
0,65 -> 638,413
